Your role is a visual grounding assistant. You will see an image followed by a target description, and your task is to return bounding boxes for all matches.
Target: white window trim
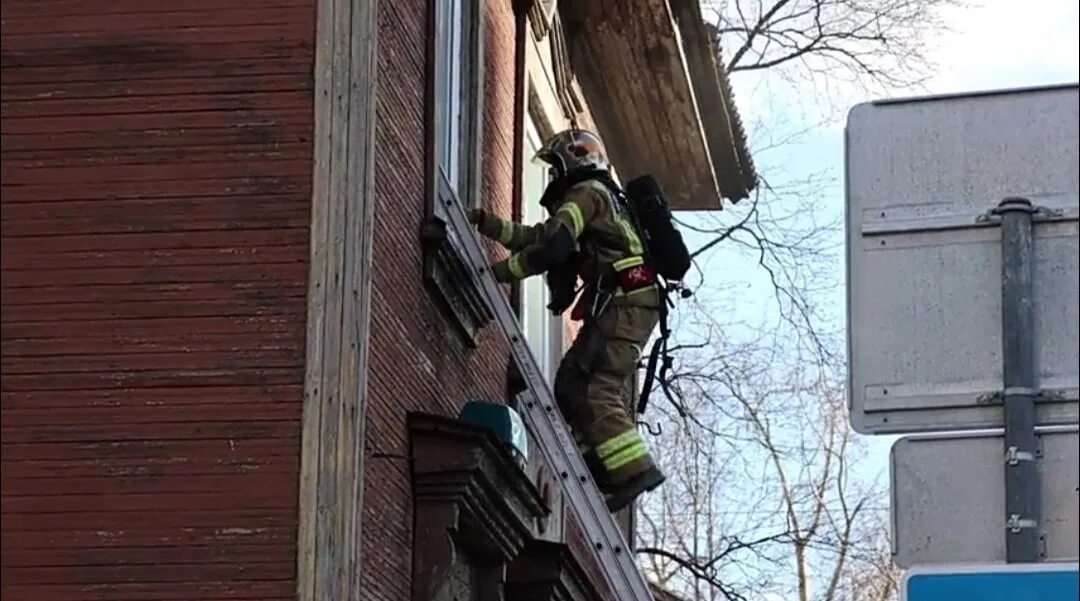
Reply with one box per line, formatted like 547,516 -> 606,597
520,115 -> 563,382
434,0 -> 483,206
423,0 -> 489,345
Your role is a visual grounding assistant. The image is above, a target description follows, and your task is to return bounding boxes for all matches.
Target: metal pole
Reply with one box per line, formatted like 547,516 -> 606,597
997,196 -> 1041,563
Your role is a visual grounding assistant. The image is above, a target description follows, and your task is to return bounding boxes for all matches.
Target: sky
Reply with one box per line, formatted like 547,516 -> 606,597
691,0 -> 1080,483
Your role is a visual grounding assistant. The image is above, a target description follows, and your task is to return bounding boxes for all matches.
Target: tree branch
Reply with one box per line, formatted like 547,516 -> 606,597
635,547 -> 750,601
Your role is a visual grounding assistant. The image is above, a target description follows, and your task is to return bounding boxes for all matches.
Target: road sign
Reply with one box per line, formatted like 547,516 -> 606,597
901,563 -> 1078,601
890,427 -> 1079,567
845,83 -> 1080,435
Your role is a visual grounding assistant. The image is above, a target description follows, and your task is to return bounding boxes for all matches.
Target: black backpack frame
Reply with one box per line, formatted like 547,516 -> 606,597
603,175 -> 691,417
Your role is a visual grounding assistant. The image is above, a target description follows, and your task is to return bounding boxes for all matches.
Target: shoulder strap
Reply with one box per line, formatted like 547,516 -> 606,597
539,169 -> 612,210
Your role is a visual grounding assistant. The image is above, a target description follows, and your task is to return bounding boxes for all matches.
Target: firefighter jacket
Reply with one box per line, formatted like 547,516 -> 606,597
472,176 -> 657,310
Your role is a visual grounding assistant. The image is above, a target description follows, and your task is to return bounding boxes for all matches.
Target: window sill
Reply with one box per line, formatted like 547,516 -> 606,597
422,169 -> 494,347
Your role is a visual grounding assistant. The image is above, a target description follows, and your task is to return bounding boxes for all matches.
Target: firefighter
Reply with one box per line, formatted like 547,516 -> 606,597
468,128 -> 665,512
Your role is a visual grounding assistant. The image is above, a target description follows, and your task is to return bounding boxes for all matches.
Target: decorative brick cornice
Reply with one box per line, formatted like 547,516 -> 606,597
507,540 -> 606,601
408,412 -> 549,601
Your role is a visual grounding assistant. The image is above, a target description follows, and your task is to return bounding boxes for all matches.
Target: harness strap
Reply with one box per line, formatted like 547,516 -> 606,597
637,289 -> 673,415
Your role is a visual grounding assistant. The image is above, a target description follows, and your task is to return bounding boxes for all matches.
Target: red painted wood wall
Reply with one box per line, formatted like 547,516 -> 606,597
1,2 -> 315,599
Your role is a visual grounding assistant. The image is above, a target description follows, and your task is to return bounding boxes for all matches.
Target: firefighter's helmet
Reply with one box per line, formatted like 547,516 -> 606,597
533,128 -> 609,178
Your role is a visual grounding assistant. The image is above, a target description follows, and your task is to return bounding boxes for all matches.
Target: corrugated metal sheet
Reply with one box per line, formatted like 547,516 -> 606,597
1,1 -> 314,598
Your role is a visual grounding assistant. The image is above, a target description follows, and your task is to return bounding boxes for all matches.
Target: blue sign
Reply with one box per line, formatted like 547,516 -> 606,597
903,563 -> 1079,601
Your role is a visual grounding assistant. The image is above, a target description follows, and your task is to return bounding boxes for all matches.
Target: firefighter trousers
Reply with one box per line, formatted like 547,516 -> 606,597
553,288 -> 660,487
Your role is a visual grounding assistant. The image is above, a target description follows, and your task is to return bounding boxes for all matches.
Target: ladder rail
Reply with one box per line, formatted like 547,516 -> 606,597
437,191 -> 655,600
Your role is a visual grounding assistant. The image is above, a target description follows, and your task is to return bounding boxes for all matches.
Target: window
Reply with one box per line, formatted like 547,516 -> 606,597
423,0 -> 489,345
436,0 -> 478,199
519,117 -> 563,381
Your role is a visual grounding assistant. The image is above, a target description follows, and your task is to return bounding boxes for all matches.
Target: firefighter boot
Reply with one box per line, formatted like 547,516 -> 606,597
605,464 -> 665,512
591,427 -> 665,512
583,443 -> 664,512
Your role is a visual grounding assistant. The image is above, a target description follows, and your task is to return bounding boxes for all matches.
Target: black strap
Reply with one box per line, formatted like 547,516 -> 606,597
538,168 -> 615,211
636,291 -> 673,415
582,172 -> 679,417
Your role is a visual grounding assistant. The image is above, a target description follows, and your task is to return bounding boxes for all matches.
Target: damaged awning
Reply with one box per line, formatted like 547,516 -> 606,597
561,0 -> 757,210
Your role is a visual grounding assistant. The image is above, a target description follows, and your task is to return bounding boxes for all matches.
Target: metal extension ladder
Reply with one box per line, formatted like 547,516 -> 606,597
440,192 -> 655,600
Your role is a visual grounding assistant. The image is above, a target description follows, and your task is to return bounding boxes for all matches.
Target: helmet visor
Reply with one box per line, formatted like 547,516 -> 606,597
531,146 -> 555,166
531,147 -> 564,178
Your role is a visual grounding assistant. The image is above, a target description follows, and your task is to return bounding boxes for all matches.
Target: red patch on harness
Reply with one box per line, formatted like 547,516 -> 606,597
569,264 -> 656,321
617,264 -> 656,291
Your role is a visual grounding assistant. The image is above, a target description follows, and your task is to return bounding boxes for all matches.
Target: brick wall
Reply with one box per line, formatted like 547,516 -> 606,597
361,0 -> 518,598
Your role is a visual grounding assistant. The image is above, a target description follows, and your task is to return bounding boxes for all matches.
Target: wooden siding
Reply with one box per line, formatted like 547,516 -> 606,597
296,0 -> 378,599
563,0 -> 719,210
0,1 -> 315,599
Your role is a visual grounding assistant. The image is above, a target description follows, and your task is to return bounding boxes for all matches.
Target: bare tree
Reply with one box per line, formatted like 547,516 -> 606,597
833,511 -> 901,601
675,0 -> 963,362
638,334 -> 891,601
633,0 -> 956,598
708,0 -> 960,97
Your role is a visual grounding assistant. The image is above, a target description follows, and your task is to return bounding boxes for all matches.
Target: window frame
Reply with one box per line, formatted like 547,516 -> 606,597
422,0 -> 490,345
433,0 -> 483,205
518,114 -> 562,382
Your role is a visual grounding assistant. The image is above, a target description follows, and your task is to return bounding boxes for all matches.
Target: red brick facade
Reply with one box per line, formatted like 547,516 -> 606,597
361,0 -> 520,598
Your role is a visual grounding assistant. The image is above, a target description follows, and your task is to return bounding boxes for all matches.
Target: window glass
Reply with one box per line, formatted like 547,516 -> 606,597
437,0 -> 470,196
520,118 -> 561,381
